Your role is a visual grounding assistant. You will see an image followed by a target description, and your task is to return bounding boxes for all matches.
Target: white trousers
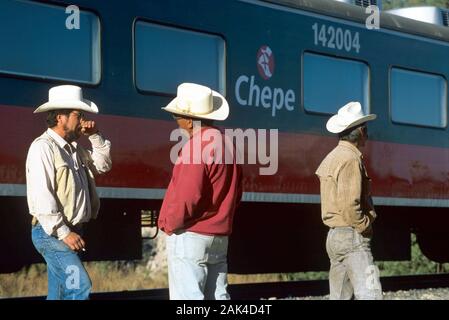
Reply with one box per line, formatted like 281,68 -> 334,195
166,231 -> 230,300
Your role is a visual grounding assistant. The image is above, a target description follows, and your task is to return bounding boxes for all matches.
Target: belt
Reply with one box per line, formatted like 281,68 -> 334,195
330,226 -> 353,230
31,216 -> 39,226
31,216 -> 83,230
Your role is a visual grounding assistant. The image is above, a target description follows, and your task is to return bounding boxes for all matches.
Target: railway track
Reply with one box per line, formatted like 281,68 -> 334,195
8,273 -> 449,300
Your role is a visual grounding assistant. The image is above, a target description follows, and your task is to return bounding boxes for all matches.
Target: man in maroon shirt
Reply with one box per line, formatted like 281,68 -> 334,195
158,83 -> 243,300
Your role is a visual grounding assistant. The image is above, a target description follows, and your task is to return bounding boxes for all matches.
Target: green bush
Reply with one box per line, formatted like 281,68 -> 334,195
378,233 -> 449,276
281,233 -> 449,281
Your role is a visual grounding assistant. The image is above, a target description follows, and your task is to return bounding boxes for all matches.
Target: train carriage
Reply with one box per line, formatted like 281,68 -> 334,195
1,0 -> 449,275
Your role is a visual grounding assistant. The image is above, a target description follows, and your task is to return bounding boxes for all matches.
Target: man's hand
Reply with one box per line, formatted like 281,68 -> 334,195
62,232 -> 86,252
80,119 -> 99,136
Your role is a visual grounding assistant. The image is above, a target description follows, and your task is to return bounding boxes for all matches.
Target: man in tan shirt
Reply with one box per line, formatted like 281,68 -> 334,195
316,102 -> 382,300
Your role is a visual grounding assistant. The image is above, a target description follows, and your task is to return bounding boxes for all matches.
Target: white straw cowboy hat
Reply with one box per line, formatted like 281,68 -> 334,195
162,83 -> 229,121
326,101 -> 376,134
34,85 -> 98,114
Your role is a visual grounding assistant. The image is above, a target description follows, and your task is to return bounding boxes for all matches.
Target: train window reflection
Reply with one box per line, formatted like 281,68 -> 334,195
303,52 -> 370,115
0,0 -> 100,84
135,21 -> 225,95
391,68 -> 447,128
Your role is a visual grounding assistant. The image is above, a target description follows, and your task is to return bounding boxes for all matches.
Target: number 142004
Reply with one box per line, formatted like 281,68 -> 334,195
312,23 -> 360,54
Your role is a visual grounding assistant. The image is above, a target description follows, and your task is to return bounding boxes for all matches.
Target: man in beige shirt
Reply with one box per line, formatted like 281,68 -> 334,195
27,85 -> 111,300
316,102 -> 382,300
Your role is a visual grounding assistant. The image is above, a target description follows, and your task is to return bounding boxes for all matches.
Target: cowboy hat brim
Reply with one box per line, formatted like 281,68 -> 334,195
326,114 -> 376,134
162,90 -> 229,121
33,99 -> 98,114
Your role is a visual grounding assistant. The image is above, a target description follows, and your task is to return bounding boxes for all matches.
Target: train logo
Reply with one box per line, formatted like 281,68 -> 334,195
256,45 -> 275,80
235,44 -> 295,117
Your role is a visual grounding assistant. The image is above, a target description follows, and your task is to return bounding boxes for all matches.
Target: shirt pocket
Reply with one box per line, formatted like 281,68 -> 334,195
54,163 -> 70,187
320,174 -> 339,213
176,232 -> 211,263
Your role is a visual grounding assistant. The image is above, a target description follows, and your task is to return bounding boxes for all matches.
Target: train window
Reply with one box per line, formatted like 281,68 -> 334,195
391,68 -> 447,128
0,1 -> 100,84
135,21 -> 225,95
303,52 -> 369,115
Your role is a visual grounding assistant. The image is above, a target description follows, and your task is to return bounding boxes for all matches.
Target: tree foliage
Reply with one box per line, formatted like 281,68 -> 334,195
383,0 -> 449,10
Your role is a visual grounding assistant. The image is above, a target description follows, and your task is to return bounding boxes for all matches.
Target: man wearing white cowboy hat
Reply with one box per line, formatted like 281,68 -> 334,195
158,83 -> 242,300
26,85 -> 111,300
315,101 -> 382,300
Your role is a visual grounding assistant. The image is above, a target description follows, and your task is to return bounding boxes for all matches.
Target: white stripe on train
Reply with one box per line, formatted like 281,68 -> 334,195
2,183 -> 449,207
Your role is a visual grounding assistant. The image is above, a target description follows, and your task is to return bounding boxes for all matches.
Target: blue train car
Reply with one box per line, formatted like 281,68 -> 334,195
1,0 -> 449,274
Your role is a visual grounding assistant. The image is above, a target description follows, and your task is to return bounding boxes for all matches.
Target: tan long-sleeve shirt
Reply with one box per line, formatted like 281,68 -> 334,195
315,141 -> 376,234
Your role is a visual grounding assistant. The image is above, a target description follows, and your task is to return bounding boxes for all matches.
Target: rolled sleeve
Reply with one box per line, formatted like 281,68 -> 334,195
35,213 -> 71,240
88,132 -> 112,174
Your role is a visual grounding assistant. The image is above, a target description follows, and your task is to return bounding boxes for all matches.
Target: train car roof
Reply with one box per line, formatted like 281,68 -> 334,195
259,0 -> 449,43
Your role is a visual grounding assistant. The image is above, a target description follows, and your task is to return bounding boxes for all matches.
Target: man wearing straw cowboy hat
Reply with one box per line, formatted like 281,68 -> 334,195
26,85 -> 111,300
158,83 -> 243,300
316,102 -> 382,300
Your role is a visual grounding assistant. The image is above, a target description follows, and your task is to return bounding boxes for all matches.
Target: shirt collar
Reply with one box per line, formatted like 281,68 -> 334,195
46,128 -> 77,151
338,140 -> 362,159
190,125 -> 219,139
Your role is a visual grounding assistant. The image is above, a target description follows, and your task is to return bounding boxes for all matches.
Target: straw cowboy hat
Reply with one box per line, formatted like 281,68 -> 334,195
34,85 -> 98,114
326,102 -> 376,134
162,83 -> 229,121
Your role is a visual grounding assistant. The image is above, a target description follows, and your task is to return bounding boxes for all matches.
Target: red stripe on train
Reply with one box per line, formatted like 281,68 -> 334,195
1,104 -> 449,199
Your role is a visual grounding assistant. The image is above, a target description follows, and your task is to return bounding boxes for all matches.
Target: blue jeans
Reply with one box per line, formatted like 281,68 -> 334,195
31,224 -> 92,300
166,231 -> 230,300
326,227 -> 383,300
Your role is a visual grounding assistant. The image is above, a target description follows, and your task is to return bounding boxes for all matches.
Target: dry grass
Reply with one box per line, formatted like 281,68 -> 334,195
0,262 -> 300,298
4,233 -> 446,298
0,264 -> 48,297
228,273 -> 286,284
0,262 -> 169,298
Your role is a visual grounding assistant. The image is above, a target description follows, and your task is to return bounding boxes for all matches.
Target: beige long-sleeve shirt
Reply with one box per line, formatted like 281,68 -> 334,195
26,128 -> 111,239
315,141 -> 376,234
